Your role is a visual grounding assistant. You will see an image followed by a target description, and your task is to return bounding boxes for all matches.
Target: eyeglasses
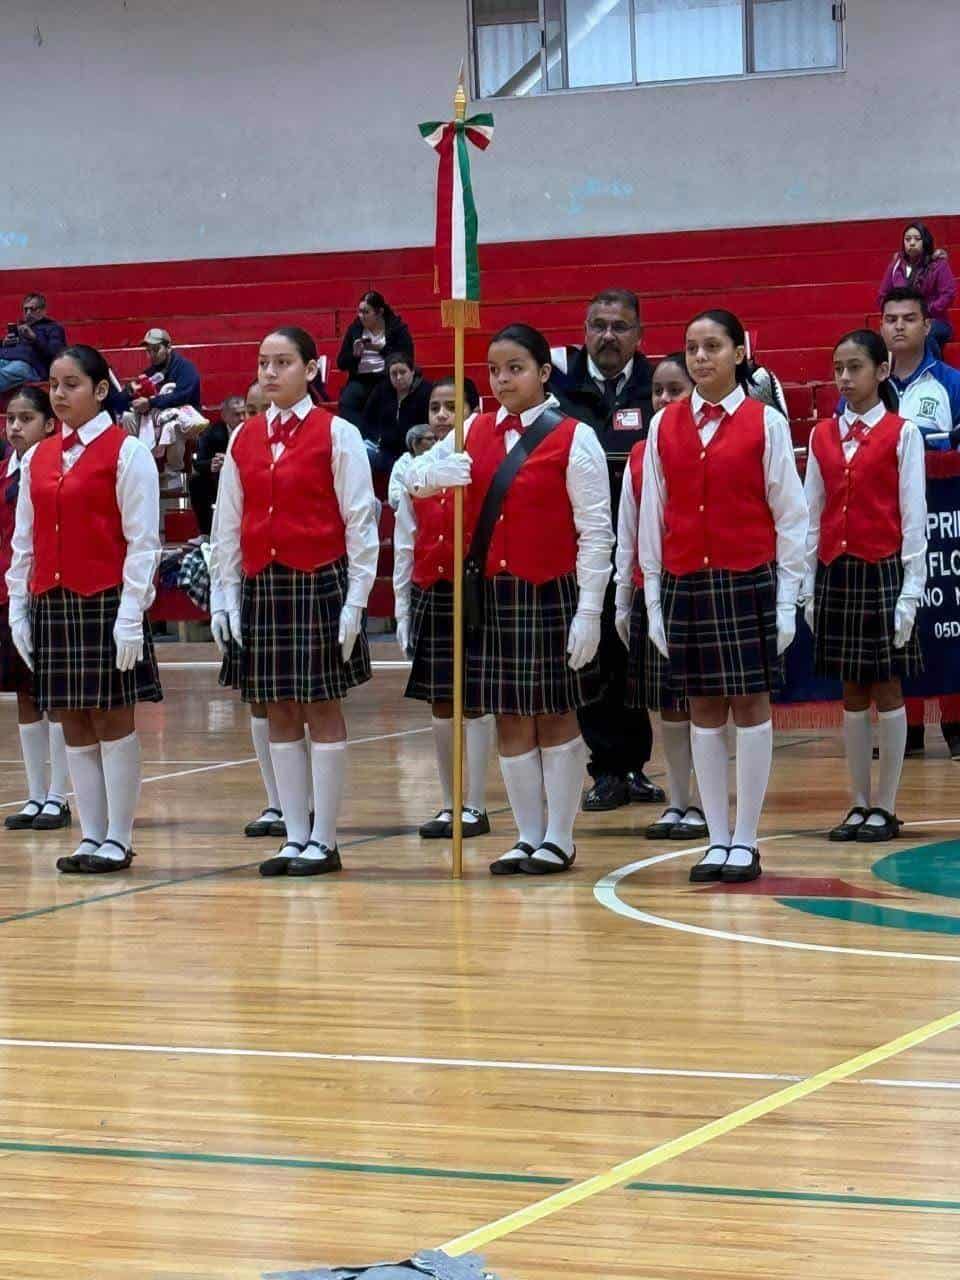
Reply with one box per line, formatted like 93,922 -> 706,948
587,320 -> 637,336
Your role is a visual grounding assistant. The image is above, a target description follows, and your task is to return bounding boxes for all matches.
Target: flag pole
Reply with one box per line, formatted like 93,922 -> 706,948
449,72 -> 468,881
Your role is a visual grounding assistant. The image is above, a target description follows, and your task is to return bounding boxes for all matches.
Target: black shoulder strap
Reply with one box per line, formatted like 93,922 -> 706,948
467,406 -> 566,569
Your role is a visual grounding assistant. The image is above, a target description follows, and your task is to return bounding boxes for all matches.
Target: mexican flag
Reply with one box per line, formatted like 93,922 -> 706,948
419,113 -> 494,302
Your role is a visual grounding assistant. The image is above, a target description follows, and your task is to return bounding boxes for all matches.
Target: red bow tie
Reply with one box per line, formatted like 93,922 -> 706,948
61,428 -> 84,450
497,413 -> 525,436
698,402 -> 726,424
270,416 -> 298,445
844,418 -> 869,443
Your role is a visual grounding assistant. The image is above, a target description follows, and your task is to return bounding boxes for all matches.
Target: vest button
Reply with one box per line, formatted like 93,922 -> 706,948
55,524 -> 59,533
841,540 -> 847,548
698,504 -> 704,513
438,567 -> 444,575
499,514 -> 504,522
268,506 -> 273,515
270,547 -> 277,557
700,451 -> 707,460
500,559 -> 507,568
703,556 -> 709,565
438,534 -> 444,542
54,571 -> 60,580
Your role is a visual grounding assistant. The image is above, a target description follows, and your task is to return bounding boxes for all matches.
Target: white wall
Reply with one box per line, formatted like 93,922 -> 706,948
3,0 -> 958,269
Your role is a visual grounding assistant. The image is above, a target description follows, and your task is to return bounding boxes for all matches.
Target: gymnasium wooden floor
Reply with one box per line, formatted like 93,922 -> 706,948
0,643 -> 959,1279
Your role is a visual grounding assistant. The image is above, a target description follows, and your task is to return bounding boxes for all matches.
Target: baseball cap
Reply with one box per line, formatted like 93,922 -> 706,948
142,328 -> 171,346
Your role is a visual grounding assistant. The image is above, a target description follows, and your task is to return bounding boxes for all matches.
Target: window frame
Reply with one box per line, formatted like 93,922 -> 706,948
467,0 -> 846,101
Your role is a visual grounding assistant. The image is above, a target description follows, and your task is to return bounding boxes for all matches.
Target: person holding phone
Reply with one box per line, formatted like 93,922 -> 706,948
0,294 -> 66,392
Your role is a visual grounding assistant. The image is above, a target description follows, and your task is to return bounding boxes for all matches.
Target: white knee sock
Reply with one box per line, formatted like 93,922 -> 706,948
872,706 -> 907,819
307,739 -> 346,855
690,724 -> 730,863
46,720 -> 69,805
465,715 -> 494,813
18,721 -> 48,805
843,708 -> 872,814
498,747 -> 545,859
269,739 -> 311,847
730,720 -> 773,864
250,714 -> 280,813
660,719 -> 693,813
431,715 -> 454,812
536,736 -> 588,863
100,733 -> 142,857
65,743 -> 109,846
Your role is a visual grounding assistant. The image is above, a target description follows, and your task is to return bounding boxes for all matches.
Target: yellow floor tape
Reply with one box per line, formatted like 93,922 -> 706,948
442,1006 -> 960,1256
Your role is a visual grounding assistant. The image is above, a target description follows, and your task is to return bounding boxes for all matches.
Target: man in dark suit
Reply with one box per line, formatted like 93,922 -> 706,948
552,288 -> 665,811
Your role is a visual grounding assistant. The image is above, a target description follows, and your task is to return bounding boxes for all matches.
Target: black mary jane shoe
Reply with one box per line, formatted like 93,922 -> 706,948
286,843 -> 342,876
645,807 -> 686,840
419,810 -> 453,839
668,806 -> 708,840
259,842 -> 305,877
517,842 -> 576,876
245,807 -> 283,838
689,845 -> 729,883
32,801 -> 72,831
489,841 -> 536,876
56,839 -> 134,874
5,801 -> 43,831
626,770 -> 667,805
828,806 -> 869,842
461,808 -> 491,838
583,775 -> 629,812
855,808 -> 902,843
721,844 -> 762,884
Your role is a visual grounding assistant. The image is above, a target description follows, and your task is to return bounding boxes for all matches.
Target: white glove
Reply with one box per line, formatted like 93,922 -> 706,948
776,602 -> 797,656
396,615 -> 411,656
894,595 -> 918,648
647,599 -> 669,659
803,596 -> 815,635
339,604 -> 363,663
10,614 -> 33,671
423,451 -> 472,489
614,604 -> 631,650
566,610 -> 601,671
210,611 -> 231,654
113,613 -> 144,673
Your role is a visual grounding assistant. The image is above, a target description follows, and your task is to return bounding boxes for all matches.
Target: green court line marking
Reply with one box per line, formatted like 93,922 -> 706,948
628,1180 -> 960,1213
777,898 -> 960,936
0,1138 -> 568,1185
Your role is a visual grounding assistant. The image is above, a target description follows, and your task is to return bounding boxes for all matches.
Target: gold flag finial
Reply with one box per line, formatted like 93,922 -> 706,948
454,59 -> 467,121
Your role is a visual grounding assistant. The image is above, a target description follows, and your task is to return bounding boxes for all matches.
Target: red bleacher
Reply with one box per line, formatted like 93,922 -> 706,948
5,214 -> 956,618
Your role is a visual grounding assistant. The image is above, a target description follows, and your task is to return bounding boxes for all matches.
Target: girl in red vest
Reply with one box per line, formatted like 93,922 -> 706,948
393,376 -> 494,840
210,327 -> 379,877
615,354 -> 705,842
1,386 -> 71,833
638,311 -> 808,884
407,324 -> 612,876
7,346 -> 162,873
804,329 -> 926,842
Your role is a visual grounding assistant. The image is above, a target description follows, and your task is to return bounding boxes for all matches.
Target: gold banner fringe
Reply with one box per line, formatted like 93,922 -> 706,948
441,299 -> 480,329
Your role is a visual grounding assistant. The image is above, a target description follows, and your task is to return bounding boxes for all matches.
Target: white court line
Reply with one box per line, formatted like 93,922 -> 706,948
0,1035 -> 954,1093
594,821 -> 960,965
0,726 -> 430,809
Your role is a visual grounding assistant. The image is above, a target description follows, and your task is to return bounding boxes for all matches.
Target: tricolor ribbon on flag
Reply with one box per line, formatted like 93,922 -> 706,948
419,113 -> 494,302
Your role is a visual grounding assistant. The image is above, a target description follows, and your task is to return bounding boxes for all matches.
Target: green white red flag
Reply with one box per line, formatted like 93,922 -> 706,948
418,113 -> 494,301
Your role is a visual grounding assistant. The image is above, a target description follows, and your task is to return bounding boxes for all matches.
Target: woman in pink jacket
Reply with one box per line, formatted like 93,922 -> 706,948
878,220 -> 956,355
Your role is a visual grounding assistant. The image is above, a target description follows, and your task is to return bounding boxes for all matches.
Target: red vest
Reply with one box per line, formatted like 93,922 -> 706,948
412,490 -> 454,588
628,440 -> 645,588
231,408 -> 347,576
466,411 -> 579,584
810,412 -> 904,564
658,397 -> 776,575
31,426 -> 127,597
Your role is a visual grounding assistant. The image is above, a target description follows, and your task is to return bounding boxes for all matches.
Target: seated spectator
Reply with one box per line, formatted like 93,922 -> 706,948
878,221 -> 956,356
0,293 -> 66,392
336,291 -> 414,424
361,351 -> 432,473
188,395 -> 244,539
882,286 -> 960,450
387,424 -> 437,510
121,328 -> 203,482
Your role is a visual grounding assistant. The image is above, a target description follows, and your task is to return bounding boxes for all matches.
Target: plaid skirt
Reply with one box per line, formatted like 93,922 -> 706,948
813,554 -> 923,683
405,581 -> 454,704
661,562 -> 782,697
31,587 -> 163,711
0,604 -> 33,696
625,590 -> 687,714
465,572 -> 603,716
219,558 -> 371,704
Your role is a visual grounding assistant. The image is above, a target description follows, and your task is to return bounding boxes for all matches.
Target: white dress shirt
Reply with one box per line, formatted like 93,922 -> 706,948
5,452 -> 19,482
638,385 -> 808,607
209,395 -> 379,614
405,396 -> 613,612
392,489 -> 418,621
6,411 -> 160,626
588,355 -> 634,399
803,401 -> 927,600
387,452 -> 414,512
614,452 -> 641,613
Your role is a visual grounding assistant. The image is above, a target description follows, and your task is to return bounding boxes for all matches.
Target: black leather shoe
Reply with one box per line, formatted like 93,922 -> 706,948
57,839 -> 134,874
905,725 -> 925,758
245,807 -> 283,838
689,846 -> 728,883
32,801 -> 71,831
583,775 -> 629,811
419,810 -> 453,839
5,801 -> 43,830
855,808 -> 902,842
828,806 -> 868,842
286,844 -> 342,875
462,808 -> 491,838
645,807 -> 686,839
721,845 -> 762,883
626,771 -> 666,804
490,842 -> 535,875
259,842 -> 304,876
667,806 -> 708,839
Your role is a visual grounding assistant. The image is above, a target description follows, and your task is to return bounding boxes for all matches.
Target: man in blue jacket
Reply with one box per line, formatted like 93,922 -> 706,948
127,328 -> 203,414
882,287 -> 960,449
0,293 -> 66,391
